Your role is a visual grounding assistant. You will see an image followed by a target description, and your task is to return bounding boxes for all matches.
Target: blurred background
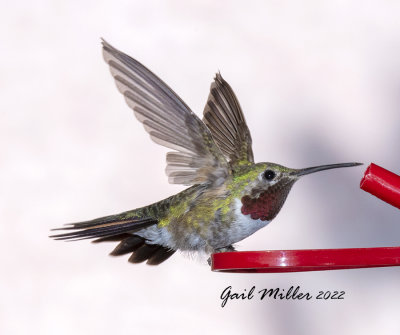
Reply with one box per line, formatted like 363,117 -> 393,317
1,1 -> 400,334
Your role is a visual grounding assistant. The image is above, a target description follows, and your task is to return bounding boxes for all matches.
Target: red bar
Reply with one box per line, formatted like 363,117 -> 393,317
211,247 -> 400,273
360,163 -> 400,209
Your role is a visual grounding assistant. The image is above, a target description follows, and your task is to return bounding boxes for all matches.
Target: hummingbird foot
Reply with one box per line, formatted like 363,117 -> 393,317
207,245 -> 236,266
215,245 -> 236,253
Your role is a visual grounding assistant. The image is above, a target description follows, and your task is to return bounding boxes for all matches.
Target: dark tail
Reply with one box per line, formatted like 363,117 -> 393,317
50,214 -> 157,241
50,213 -> 176,265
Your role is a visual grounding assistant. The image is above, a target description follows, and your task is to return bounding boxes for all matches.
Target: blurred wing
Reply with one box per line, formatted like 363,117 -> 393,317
102,40 -> 228,185
203,73 -> 254,167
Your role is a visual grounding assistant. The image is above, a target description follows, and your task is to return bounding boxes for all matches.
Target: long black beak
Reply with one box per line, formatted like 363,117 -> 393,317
292,162 -> 363,177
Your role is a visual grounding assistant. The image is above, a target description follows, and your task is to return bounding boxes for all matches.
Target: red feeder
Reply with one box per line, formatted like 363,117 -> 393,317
211,247 -> 400,273
211,162 -> 400,273
360,163 -> 400,209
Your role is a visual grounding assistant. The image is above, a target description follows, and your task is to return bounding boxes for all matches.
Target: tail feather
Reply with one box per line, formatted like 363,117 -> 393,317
147,247 -> 176,265
51,213 -> 176,265
91,233 -> 132,243
110,235 -> 145,256
50,217 -> 157,241
110,234 -> 176,265
128,244 -> 161,263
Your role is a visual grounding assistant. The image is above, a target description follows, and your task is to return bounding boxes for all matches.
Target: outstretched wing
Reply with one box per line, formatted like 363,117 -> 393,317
102,40 -> 228,186
202,73 -> 254,167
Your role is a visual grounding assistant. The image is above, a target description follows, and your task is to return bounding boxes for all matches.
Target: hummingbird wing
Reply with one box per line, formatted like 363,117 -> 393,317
202,73 -> 254,167
102,40 -> 229,186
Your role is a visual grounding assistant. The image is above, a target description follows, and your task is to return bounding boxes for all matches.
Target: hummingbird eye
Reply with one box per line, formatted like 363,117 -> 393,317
263,169 -> 276,181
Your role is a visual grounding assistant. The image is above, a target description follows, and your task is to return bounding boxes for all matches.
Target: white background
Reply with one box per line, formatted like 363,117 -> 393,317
2,1 -> 400,334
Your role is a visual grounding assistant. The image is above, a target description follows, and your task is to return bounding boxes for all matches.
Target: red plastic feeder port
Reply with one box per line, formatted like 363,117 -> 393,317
360,163 -> 400,209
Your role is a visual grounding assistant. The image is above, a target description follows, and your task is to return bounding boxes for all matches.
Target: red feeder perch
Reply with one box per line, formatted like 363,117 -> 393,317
211,163 -> 400,273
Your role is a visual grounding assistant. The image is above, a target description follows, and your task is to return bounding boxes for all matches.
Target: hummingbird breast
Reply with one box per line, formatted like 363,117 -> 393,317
219,198 -> 272,246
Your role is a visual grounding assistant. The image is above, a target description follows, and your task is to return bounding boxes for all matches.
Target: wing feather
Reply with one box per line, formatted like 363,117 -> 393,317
203,73 -> 254,166
102,40 -> 228,185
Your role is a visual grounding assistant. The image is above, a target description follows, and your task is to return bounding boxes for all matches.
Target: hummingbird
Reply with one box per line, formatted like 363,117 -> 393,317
51,40 -> 362,265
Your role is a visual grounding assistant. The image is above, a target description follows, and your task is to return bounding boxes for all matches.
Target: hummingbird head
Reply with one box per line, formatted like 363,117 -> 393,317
239,162 -> 362,221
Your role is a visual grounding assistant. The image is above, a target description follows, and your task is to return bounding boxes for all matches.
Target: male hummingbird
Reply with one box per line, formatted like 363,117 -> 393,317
51,40 -> 362,265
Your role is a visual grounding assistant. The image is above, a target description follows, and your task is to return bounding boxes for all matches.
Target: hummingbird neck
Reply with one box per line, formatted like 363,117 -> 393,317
240,179 -> 295,221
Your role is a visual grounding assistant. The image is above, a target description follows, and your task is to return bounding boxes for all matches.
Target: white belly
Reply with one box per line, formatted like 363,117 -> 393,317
227,198 -> 271,245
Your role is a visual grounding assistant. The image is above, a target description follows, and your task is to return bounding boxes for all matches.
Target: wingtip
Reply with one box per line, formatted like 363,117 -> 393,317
101,38 -> 118,57
101,39 -> 115,63
100,37 -> 109,47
